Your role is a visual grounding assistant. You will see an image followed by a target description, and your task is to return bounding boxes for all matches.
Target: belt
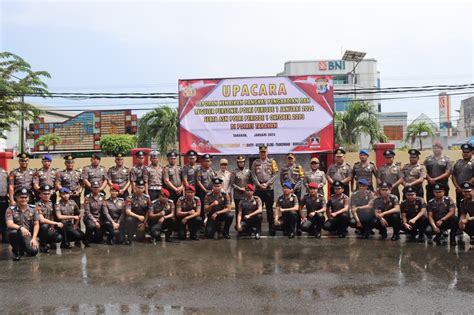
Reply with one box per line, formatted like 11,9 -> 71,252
149,186 -> 162,190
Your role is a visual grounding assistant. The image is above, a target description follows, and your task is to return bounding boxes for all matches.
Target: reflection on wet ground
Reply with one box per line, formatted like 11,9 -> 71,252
0,236 -> 473,313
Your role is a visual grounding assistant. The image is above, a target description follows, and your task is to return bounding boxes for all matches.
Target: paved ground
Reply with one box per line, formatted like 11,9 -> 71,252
0,234 -> 473,314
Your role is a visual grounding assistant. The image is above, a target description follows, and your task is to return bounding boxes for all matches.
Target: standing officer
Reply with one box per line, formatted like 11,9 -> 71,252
176,185 -> 203,240
55,187 -> 85,248
459,182 -> 474,244
216,158 -> 232,194
124,179 -> 151,244
304,157 -> 326,196
323,181 -> 350,238
83,181 -> 107,245
424,142 -> 452,201
373,182 -> 401,241
163,151 -> 183,204
251,145 -> 278,236
33,154 -> 58,204
349,179 -> 376,239
376,150 -> 403,199
327,149 -> 352,196
130,150 -> 148,194
400,186 -> 428,242
147,150 -> 163,201
8,152 -> 35,205
149,188 -> 175,242
56,154 -> 82,208
0,166 -> 9,243
5,188 -> 39,261
352,149 -> 377,192
280,153 -> 304,200
300,182 -> 326,238
107,153 -> 130,199
204,178 -> 233,239
452,143 -> 473,209
36,185 -> 63,253
196,153 -> 217,215
82,153 -> 108,196
274,182 -> 299,239
236,184 -> 263,240
426,183 -> 458,245
230,155 -> 252,215
182,150 -> 200,190
402,149 -> 426,198
103,184 -> 126,245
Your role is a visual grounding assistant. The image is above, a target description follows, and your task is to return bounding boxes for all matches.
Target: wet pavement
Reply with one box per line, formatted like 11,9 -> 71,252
0,235 -> 473,314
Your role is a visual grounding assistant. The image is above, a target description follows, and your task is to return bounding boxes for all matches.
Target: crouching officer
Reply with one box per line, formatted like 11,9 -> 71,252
236,184 -> 263,240
426,183 -> 458,245
401,186 -> 428,242
323,181 -> 350,238
124,179 -> 151,244
83,181 -> 107,245
300,182 -> 326,238
176,185 -> 203,240
349,179 -> 376,239
459,182 -> 474,244
373,182 -> 401,241
274,181 -> 299,239
55,187 -> 84,248
5,188 -> 39,261
149,188 -> 175,242
36,185 -> 63,253
204,178 -> 233,239
103,184 -> 126,245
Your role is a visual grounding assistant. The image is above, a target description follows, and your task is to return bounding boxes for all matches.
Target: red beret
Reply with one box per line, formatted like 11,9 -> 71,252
161,189 -> 170,198
245,184 -> 255,191
186,185 -> 196,193
308,182 -> 319,189
111,184 -> 121,191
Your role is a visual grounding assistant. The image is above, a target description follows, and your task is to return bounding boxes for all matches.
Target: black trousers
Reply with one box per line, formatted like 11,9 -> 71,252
39,224 -> 62,246
240,214 -> 263,234
101,221 -> 124,243
177,216 -> 203,239
323,213 -> 350,235
374,213 -> 401,236
402,216 -> 429,237
84,218 -> 104,243
8,229 -> 38,256
425,216 -> 459,240
426,184 -> 449,202
167,188 -> 182,205
255,189 -> 275,232
0,196 -> 9,240
276,211 -> 299,235
124,216 -> 146,242
349,210 -> 377,233
149,218 -> 175,240
59,221 -> 84,245
148,189 -> 161,202
197,188 -> 207,220
205,212 -> 234,238
461,220 -> 474,237
234,198 -> 243,215
456,192 -> 463,212
301,213 -> 326,234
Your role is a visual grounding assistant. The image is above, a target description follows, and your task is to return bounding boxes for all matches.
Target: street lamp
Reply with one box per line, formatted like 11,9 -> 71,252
342,50 -> 366,100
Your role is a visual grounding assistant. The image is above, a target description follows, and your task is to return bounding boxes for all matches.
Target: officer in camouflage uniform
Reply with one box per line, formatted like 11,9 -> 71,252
9,152 -> 35,205
352,149 -> 377,192
327,149 -> 352,196
56,154 -> 82,208
402,149 -> 426,198
236,184 -> 263,240
300,182 -> 326,238
148,188 -> 175,242
125,179 -> 152,244
82,153 -> 108,196
36,184 -> 63,253
107,153 -> 130,199
376,150 -> 403,199
176,185 -> 203,240
280,153 -> 304,200
147,150 -> 163,201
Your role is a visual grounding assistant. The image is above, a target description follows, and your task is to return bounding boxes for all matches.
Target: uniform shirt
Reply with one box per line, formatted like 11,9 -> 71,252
216,170 -> 232,194
304,169 -> 326,193
9,168 -> 35,190
230,168 -> 251,200
452,159 -> 473,186
5,205 -> 38,231
350,190 -> 375,209
130,164 -> 148,183
57,169 -> 82,192
251,158 -> 278,189
104,197 -> 125,223
151,199 -> 175,216
238,195 -> 262,216
182,164 -> 200,186
0,168 -> 8,197
276,193 -> 299,210
280,163 -> 304,191
352,161 -> 377,186
300,193 -> 325,215
163,164 -> 182,188
107,166 -> 130,189
55,200 -> 80,223
401,163 -> 427,185
460,197 -> 474,217
84,193 -> 106,222
423,155 -> 452,184
427,196 -> 456,221
34,167 -> 57,188
373,195 -> 399,213
35,199 -> 54,221
146,165 -> 163,189
376,163 -> 402,188
82,165 -> 108,187
196,167 -> 217,191
400,197 -> 426,220
327,163 -> 352,183
126,194 -> 152,216
204,191 -> 230,215
176,196 -> 201,213
327,194 -> 349,213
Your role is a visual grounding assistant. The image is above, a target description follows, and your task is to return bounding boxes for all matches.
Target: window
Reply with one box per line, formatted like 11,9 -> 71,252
333,75 -> 348,85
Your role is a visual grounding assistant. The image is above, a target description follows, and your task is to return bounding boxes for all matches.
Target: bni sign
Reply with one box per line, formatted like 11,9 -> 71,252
318,60 -> 346,71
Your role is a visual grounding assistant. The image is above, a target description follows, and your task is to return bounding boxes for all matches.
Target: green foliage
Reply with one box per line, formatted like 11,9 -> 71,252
100,134 -> 137,156
137,106 -> 178,154
405,121 -> 435,151
35,133 -> 61,152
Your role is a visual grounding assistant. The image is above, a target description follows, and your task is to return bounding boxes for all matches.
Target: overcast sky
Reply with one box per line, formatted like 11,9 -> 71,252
1,0 -> 473,125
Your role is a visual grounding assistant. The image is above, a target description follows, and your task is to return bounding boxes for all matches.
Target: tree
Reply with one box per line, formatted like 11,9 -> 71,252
405,121 -> 435,150
137,106 -> 178,154
100,134 -> 137,157
334,101 -> 387,151
0,52 -> 50,140
35,133 -> 61,152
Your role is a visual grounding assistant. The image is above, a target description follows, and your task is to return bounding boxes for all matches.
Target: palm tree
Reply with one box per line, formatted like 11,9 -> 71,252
137,106 -> 178,154
35,133 -> 61,152
334,101 -> 387,151
405,121 -> 434,150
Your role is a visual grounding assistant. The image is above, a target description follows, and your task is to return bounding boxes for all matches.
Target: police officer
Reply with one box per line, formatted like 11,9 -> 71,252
103,184 -> 126,245
274,182 -> 299,239
352,149 -> 377,192
426,183 -> 458,245
149,188 -> 175,242
204,178 -> 233,239
280,153 -> 304,200
107,153 -> 130,199
349,179 -> 376,239
230,155 -> 252,215
56,154 -> 83,208
216,158 -> 232,194
304,157 -> 326,196
458,182 -> 474,244
323,181 -> 350,238
0,166 -> 9,243
33,154 -> 58,204
163,151 -> 183,204
130,150 -> 148,194
452,143 -> 473,209
176,185 -> 203,240
327,149 -> 352,196
5,188 -> 39,261
376,150 -> 403,199
300,182 -> 326,238
55,187 -> 85,248
373,182 -> 401,241
36,185 -> 63,253
236,184 -> 263,240
402,149 -> 426,198
8,152 -> 35,205
424,142 -> 452,201
196,153 -> 217,215
147,150 -> 163,201
83,181 -> 107,245
124,179 -> 151,244
251,145 -> 278,236
400,186 -> 429,242
82,153 -> 108,196
182,150 -> 200,190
